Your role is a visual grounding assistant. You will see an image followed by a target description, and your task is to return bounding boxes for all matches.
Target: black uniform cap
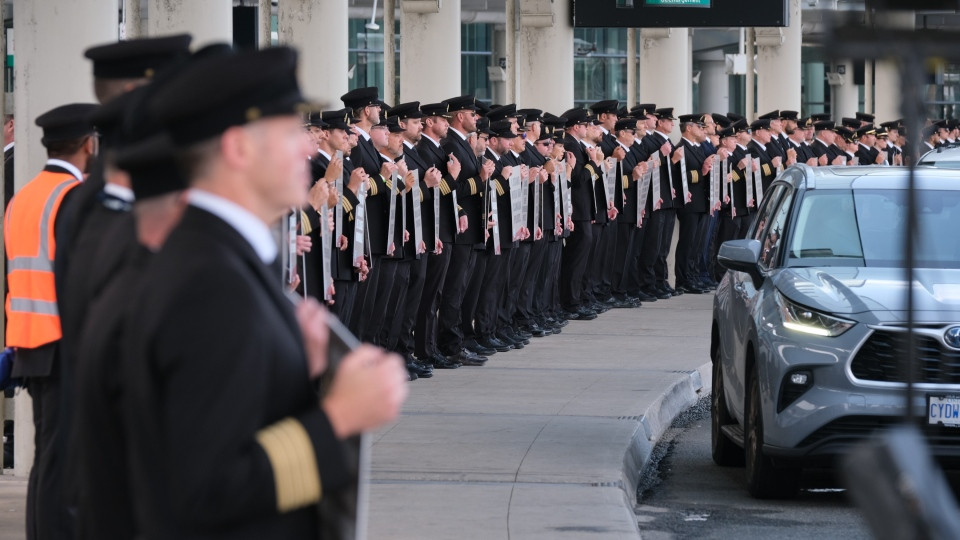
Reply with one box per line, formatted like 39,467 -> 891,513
811,113 -> 831,122
517,108 -> 543,124
875,127 -> 888,138
341,87 -> 380,110
476,117 -> 495,137
384,117 -> 404,134
678,114 -> 702,125
780,110 -> 799,121
879,120 -> 900,130
420,102 -> 450,118
84,34 -> 192,79
856,125 -> 876,138
835,126 -> 855,142
732,119 -> 750,134
115,133 -> 188,200
149,47 -> 307,146
305,112 -> 328,129
935,119 -> 949,130
749,119 -> 771,131
654,108 -> 676,120
560,108 -> 588,127
589,100 -> 619,115
841,117 -> 861,129
855,112 -> 875,123
320,109 -> 353,131
487,104 -> 518,123
36,103 -> 99,146
385,102 -> 422,120
922,124 -> 939,139
632,103 -> 657,116
88,90 -> 141,149
443,95 -> 479,113
799,117 -> 813,128
490,120 -> 518,138
711,113 -> 732,128
758,110 -> 780,121
718,126 -> 736,138
726,112 -> 744,123
617,106 -> 629,118
615,118 -> 638,132
814,120 -> 835,131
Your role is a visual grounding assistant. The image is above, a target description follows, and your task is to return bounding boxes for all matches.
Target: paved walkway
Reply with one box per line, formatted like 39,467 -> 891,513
0,293 -> 714,540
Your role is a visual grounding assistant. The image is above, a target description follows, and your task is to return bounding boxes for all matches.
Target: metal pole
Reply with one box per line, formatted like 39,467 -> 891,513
383,0 -> 395,104
626,27 -> 637,108
745,27 -> 755,121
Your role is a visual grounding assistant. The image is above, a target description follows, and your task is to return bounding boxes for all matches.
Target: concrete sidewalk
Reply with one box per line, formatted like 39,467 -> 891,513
0,293 -> 713,540
367,293 -> 713,539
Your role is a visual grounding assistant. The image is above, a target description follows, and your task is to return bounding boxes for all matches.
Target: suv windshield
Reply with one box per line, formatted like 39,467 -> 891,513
787,189 -> 960,269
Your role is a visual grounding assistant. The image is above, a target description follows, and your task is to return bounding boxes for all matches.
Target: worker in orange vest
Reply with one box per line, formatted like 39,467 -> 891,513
4,102 -> 98,540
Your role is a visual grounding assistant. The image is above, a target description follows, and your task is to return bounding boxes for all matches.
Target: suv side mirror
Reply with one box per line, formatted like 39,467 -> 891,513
718,239 -> 764,287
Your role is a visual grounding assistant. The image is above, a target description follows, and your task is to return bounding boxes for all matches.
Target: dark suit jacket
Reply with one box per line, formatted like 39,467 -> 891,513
747,139 -> 778,193
124,206 -> 349,539
442,130 -> 485,246
416,136 -> 459,244
728,145 -> 752,216
810,138 -> 840,161
640,131 -> 677,210
486,149 -> 516,249
680,138 -> 709,214
520,142 -> 547,240
563,134 -> 597,222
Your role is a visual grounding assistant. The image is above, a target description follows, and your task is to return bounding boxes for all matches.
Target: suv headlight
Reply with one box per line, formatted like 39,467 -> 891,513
775,291 -> 855,337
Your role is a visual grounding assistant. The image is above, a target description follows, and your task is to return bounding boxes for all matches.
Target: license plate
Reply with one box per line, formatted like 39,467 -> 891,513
928,395 -> 960,427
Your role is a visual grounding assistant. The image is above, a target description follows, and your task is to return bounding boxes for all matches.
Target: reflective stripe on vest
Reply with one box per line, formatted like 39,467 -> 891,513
4,170 -> 79,348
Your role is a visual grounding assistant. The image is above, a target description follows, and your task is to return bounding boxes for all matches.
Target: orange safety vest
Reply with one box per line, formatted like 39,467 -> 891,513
4,167 -> 80,349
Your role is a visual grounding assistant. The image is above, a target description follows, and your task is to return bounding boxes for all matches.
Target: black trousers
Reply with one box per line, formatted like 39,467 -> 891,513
638,210 -> 664,292
598,220 -> 618,299
438,244 -> 478,356
21,352 -> 71,540
559,221 -> 593,311
475,248 -> 509,338
332,280 -> 359,332
461,248 -> 489,342
502,243 -> 530,328
539,239 -> 563,319
611,221 -> 636,298
625,221 -> 647,297
416,248 -> 452,358
516,239 -> 548,327
583,223 -> 605,303
714,213 -> 748,281
356,256 -> 399,345
675,210 -> 703,288
656,208 -> 677,288
380,259 -> 413,350
391,256 -> 428,356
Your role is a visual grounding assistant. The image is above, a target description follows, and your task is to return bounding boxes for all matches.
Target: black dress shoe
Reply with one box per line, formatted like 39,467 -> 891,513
503,327 -> 530,345
676,284 -> 704,295
555,317 -> 569,327
526,323 -> 548,337
495,330 -> 523,349
430,354 -> 461,369
576,307 -> 598,320
453,349 -> 488,366
634,290 -> 657,302
407,361 -> 434,378
479,335 -> 511,353
406,368 -> 418,381
464,339 -> 496,356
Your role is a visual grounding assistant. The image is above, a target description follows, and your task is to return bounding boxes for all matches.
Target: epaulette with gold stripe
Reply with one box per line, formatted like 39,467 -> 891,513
468,177 -> 478,195
300,210 -> 313,235
341,196 -> 353,214
691,170 -> 699,184
369,178 -> 380,196
732,170 -> 741,182
495,180 -> 505,197
621,174 -> 629,190
255,418 -> 322,512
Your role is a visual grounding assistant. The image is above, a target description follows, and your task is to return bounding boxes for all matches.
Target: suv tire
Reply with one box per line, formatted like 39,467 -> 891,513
745,372 -> 800,498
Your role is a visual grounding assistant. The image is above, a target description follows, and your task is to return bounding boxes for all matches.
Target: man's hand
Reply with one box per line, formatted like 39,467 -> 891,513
632,164 -> 644,180
397,158 -> 409,177
387,242 -> 395,256
447,154 -> 462,180
417,240 -> 426,254
458,214 -> 469,233
480,158 -> 496,180
612,146 -> 626,161
607,206 -> 618,221
327,282 -> 336,306
338,235 -> 349,251
748,198 -> 756,208
403,230 -> 410,243
672,146 -> 684,164
702,158 -> 713,176
786,148 -> 797,166
818,154 -> 829,166
323,157 -> 344,184
660,141 -> 671,157
308,179 -> 330,212
544,159 -> 556,174
424,167 -> 442,188
535,227 -> 543,241
296,235 -> 311,255
805,157 -> 818,167
875,152 -> 886,165
501,166 -> 514,181
403,171 -> 415,193
379,160 -> 398,180
831,155 -> 846,166
295,298 -> 330,380
772,156 -> 783,169
322,345 -> 409,438
566,216 -> 575,231
434,239 -> 444,254
739,157 -> 750,170
348,167 -> 367,194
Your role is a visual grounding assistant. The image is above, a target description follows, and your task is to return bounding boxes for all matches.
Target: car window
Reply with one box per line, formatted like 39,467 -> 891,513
759,187 -> 794,270
750,184 -> 786,242
787,190 -> 863,263
855,189 -> 960,268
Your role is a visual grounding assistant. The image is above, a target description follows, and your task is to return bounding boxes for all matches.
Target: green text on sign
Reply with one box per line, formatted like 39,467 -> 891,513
644,0 -> 712,7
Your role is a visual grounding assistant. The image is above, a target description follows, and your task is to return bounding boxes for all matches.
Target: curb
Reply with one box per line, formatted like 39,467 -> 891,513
619,362 -> 712,532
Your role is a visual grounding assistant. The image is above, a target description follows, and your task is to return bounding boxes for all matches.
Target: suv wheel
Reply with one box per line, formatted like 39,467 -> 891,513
711,351 -> 744,466
745,372 -> 800,498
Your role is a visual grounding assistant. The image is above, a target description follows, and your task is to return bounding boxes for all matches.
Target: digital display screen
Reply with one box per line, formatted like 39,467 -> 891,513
645,0 -> 712,6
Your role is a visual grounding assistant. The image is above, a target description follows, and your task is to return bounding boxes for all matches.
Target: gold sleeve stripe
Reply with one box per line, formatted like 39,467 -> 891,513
621,175 -> 629,190
341,197 -> 353,214
762,163 -> 772,176
495,180 -> 504,197
369,179 -> 379,196
468,178 -> 477,195
585,164 -> 596,177
255,418 -> 321,513
732,171 -> 740,182
440,180 -> 451,196
300,211 -> 313,235
384,176 -> 394,190
691,170 -> 699,184
419,189 -> 424,203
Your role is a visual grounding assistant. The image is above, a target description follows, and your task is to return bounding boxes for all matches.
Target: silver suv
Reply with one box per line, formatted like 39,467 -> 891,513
711,164 -> 960,498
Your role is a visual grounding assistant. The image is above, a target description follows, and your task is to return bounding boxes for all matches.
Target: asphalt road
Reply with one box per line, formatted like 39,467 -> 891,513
634,397 -> 873,540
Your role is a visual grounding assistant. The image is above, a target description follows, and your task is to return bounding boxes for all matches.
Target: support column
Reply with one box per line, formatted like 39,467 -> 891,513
755,0 -> 801,114
278,0 -> 349,105
259,0 -> 273,47
640,28 -> 691,119
505,0 -> 516,103
698,56 -> 728,115
400,1 -> 461,104
384,0 -> 396,105
515,0 -> 574,113
13,0 -> 117,477
626,28 -> 637,109
123,0 -> 145,39
148,0 -> 232,47
831,59 -> 858,121
874,11 -> 914,122
745,27 -> 755,121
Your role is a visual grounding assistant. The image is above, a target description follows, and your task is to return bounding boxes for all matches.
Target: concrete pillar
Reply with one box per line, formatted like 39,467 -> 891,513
505,0 -> 516,103
148,0 -> 232,47
515,0 -> 574,113
123,0 -> 145,39
804,62 -> 826,115
698,56 -> 728,115
12,0 -> 118,477
400,1 -> 461,104
626,28 -> 637,109
640,28 -> 692,118
491,26 -> 507,105
384,0 -> 397,105
278,0 -> 349,106
831,59 -> 858,121
745,27 -> 755,121
259,0 -> 273,47
874,11 -> 914,122
755,0 -> 802,114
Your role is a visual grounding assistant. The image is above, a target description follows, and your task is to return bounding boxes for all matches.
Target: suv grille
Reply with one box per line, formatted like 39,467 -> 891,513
799,415 -> 960,448
851,330 -> 960,384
